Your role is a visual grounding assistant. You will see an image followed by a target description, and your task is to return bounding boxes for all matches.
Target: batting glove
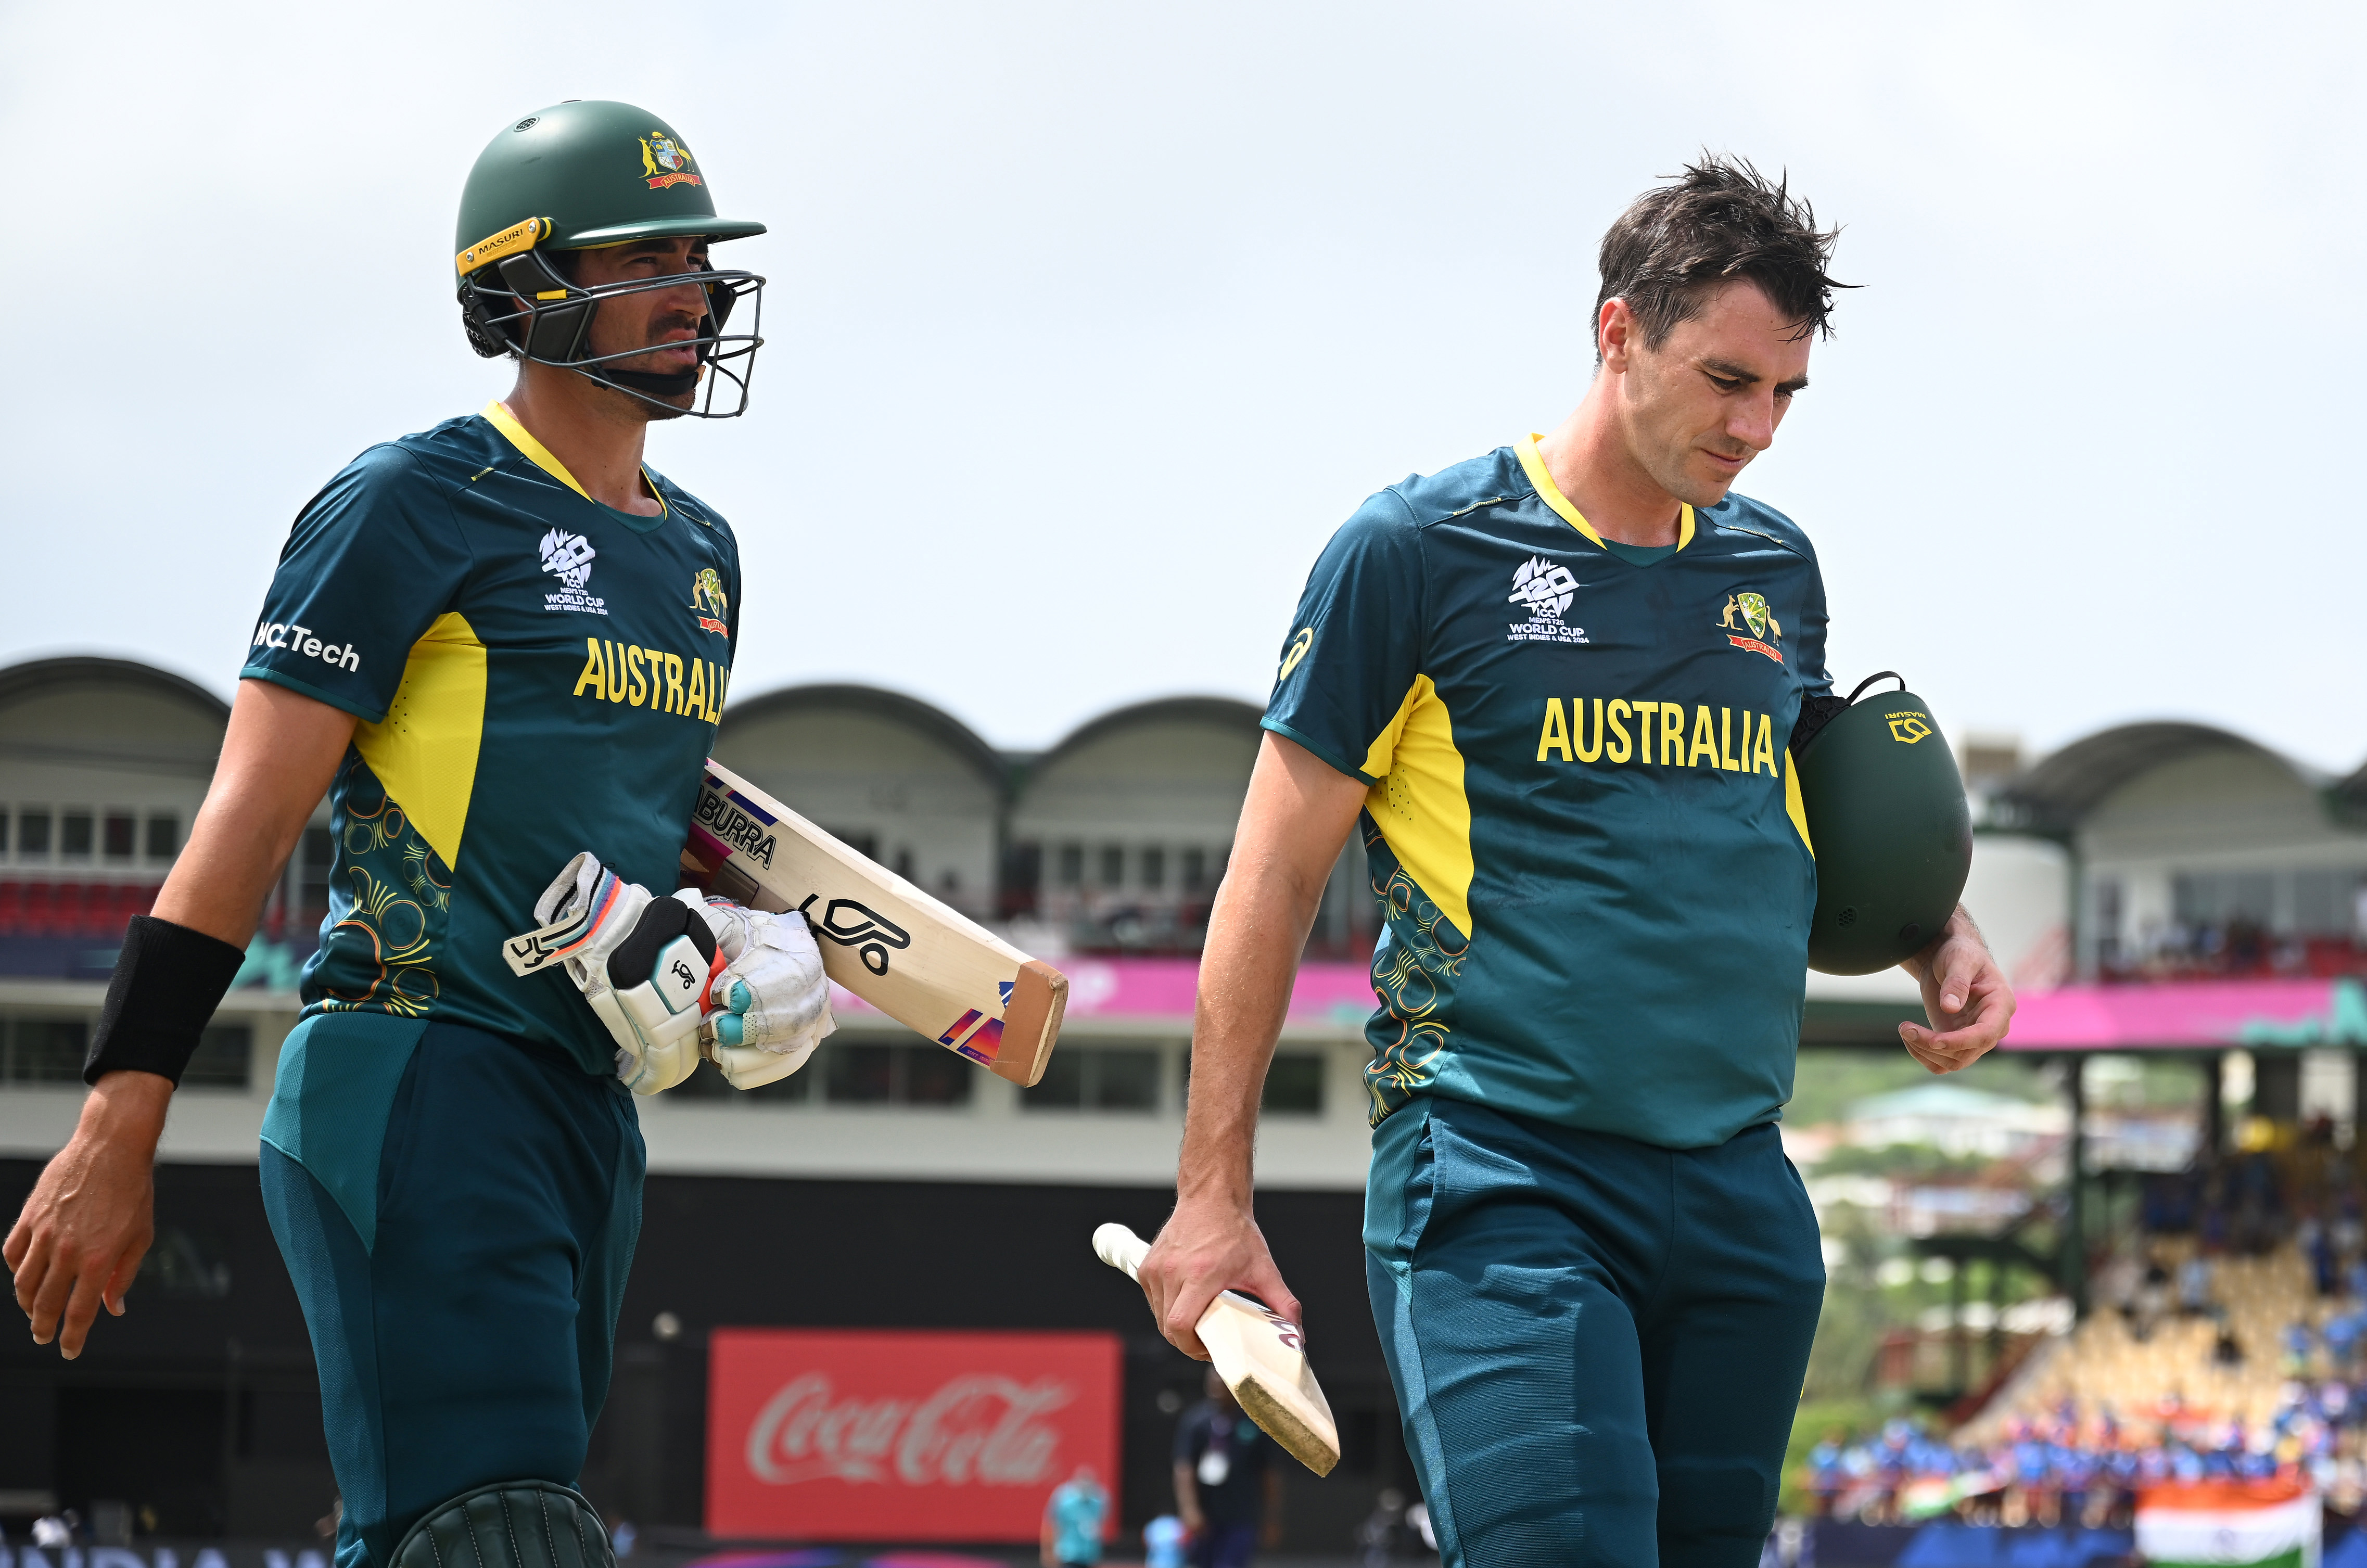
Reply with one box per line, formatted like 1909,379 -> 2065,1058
698,900 -> 835,1090
513,853 -> 723,1095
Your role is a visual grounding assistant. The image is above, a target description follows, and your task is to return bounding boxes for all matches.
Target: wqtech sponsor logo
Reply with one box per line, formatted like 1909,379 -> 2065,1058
1715,591 -> 1784,663
1506,555 -> 1589,645
252,620 -> 360,672
539,527 -> 607,617
638,132 -> 703,190
690,567 -> 730,637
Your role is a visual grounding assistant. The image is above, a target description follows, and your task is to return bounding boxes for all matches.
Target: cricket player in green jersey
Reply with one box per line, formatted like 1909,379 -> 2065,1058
1136,158 -> 2017,1564
6,101 -> 834,1568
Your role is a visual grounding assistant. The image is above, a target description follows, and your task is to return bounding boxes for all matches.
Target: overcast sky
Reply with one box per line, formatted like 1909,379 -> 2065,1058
5,1 -> 2360,771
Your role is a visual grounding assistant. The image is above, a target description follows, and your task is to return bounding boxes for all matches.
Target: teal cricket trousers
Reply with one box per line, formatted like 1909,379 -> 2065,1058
1365,1098 -> 1824,1567
260,1022 -> 644,1568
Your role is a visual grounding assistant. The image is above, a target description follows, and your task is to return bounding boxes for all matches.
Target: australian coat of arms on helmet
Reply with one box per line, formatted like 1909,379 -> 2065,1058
638,132 -> 702,190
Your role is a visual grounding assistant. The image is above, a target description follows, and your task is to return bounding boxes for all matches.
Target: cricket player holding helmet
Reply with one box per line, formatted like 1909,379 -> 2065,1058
5,100 -> 832,1568
1137,158 -> 2017,1564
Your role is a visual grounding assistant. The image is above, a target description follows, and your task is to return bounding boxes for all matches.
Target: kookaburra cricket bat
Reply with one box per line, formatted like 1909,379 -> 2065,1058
680,757 -> 1065,1087
1093,1223 -> 1340,1476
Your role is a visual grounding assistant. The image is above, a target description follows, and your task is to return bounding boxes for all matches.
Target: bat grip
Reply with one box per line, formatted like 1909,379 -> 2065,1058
1092,1223 -> 1150,1281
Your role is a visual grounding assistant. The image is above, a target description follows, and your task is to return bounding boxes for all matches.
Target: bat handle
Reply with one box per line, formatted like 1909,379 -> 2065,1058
1093,1223 -> 1150,1281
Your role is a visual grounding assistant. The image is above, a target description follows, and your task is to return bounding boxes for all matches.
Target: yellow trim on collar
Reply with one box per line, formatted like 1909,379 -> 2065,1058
482,400 -> 592,501
480,400 -> 668,517
1515,434 -> 1694,551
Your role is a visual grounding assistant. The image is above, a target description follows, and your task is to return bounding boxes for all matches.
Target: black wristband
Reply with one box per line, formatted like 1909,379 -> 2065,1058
84,915 -> 250,1087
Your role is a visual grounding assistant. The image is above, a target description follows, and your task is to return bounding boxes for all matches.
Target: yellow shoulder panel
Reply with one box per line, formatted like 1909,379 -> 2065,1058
1784,746 -> 1814,855
1362,675 -> 1475,937
354,611 -> 488,870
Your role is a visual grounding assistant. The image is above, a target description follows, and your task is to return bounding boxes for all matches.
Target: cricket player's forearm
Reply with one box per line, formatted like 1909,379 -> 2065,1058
1175,857 -> 1325,1207
152,679 -> 355,947
1176,732 -> 1368,1209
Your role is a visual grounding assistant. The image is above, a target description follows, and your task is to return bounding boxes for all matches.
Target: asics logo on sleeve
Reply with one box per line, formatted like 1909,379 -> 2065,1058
252,620 -> 361,672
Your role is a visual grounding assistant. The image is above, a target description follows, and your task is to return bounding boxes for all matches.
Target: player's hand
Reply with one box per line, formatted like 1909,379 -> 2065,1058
1899,905 -> 2015,1074
4,1072 -> 170,1358
698,900 -> 834,1090
1139,1195 -> 1303,1361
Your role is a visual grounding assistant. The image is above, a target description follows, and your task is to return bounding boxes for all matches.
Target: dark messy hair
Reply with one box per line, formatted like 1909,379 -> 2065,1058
1594,154 -> 1850,360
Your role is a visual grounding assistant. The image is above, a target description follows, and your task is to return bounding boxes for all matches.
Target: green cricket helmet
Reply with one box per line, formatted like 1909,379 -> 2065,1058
1791,673 -> 1974,975
454,100 -> 768,417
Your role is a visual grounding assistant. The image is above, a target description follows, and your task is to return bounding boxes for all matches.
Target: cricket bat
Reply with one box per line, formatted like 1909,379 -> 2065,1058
680,757 -> 1065,1088
1093,1223 -> 1340,1476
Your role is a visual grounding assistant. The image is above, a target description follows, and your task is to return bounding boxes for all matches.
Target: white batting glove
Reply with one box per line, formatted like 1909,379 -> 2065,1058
512,853 -> 723,1095
698,900 -> 835,1091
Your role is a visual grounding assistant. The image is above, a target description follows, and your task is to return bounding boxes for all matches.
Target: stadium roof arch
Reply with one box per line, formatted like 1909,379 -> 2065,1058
717,682 -> 1010,795
0,655 -> 230,723
1992,721 -> 2325,834
1030,695 -> 1265,776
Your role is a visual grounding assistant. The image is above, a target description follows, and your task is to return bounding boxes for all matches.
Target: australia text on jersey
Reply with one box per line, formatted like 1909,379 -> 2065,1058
1535,698 -> 1783,775
571,638 -> 729,722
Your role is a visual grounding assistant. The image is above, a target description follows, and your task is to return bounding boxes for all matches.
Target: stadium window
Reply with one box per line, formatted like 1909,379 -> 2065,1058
825,1043 -> 895,1103
826,828 -> 880,862
0,807 -> 8,856
145,814 -> 179,862
3,1017 -> 90,1083
2296,871 -> 2345,935
1093,1049 -> 1161,1111
940,869 -> 960,896
1098,845 -> 1125,888
1263,1052 -> 1325,1115
820,1042 -> 972,1107
1180,847 -> 1207,893
1057,843 -> 1084,888
902,1045 -> 972,1106
1021,1046 -> 1160,1113
103,812 -> 136,860
894,847 -> 914,879
60,811 -> 94,860
180,1025 -> 252,1090
744,1067 -> 812,1103
1022,1048 -> 1086,1109
1140,847 -> 1166,890
17,809 -> 49,858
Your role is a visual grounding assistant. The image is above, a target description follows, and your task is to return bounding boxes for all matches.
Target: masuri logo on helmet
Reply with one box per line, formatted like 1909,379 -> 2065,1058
452,100 -> 767,418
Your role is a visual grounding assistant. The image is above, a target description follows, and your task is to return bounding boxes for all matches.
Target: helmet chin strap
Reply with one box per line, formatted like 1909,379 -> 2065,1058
589,363 -> 700,399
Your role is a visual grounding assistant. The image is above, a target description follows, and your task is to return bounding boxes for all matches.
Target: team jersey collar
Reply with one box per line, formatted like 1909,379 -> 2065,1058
1515,434 -> 1694,553
481,399 -> 669,522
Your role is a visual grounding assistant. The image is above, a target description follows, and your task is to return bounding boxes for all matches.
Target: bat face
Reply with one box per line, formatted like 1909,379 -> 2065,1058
682,760 -> 1064,1086
1090,1224 -> 1340,1477
1204,1292 -> 1340,1477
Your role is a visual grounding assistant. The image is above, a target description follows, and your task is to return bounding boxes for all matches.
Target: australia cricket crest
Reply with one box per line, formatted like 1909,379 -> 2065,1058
1716,591 -> 1784,664
639,132 -> 702,190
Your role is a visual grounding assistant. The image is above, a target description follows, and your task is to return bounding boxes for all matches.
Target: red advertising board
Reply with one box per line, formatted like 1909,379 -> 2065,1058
706,1328 -> 1122,1542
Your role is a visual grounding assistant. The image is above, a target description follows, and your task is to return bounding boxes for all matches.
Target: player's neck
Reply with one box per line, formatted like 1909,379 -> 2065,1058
1534,381 -> 1683,548
503,366 -> 663,517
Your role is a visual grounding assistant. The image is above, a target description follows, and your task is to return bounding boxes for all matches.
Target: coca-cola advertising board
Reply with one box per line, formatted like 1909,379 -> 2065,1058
707,1329 -> 1123,1542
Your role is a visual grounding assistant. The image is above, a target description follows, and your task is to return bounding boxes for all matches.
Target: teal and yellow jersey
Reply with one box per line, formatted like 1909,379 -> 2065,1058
241,401 -> 740,1078
1265,437 -> 1831,1150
